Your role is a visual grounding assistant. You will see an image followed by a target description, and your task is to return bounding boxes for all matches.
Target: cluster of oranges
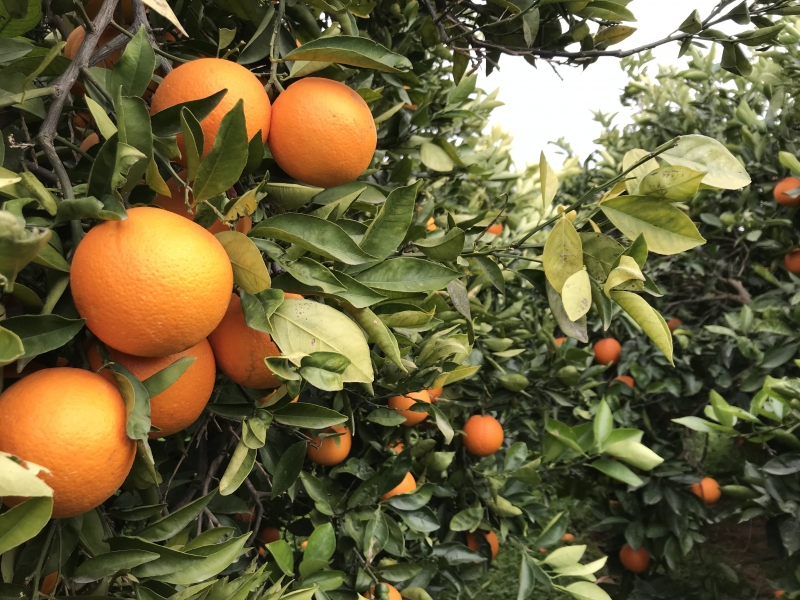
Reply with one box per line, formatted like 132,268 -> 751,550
773,176 -> 800,273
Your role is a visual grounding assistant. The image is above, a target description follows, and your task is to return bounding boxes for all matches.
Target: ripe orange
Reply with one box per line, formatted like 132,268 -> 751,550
381,472 -> 416,500
466,530 -> 499,561
428,387 -> 443,402
691,477 -> 721,505
462,415 -> 504,456
154,176 -> 252,235
561,533 -> 575,544
86,338 -> 216,437
70,207 -> 233,357
306,425 -> 351,466
83,0 -> 134,22
426,217 -> 437,232
233,507 -> 254,524
774,591 -> 786,598
593,338 -> 621,365
257,526 -> 281,544
487,223 -> 503,235
40,572 -> 58,595
150,58 -> 271,161
284,293 -> 304,299
300,540 -> 308,550
64,27 -> 121,69
614,375 -> 634,389
387,440 -> 404,454
785,249 -> 800,274
388,391 -> 431,426
619,544 -> 650,573
268,77 -> 376,188
208,293 -> 282,389
666,318 -> 682,331
80,133 -> 99,153
364,583 -> 402,600
774,176 -> 800,207
0,368 -> 135,518
554,337 -> 566,347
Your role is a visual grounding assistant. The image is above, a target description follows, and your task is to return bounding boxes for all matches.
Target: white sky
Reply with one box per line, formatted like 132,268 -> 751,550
478,0 -> 726,167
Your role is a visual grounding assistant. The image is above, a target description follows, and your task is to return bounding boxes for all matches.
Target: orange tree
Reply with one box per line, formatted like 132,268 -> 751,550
0,1 -> 793,600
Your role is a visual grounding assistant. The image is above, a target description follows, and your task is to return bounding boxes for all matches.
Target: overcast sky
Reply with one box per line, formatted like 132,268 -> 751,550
478,0 -> 726,167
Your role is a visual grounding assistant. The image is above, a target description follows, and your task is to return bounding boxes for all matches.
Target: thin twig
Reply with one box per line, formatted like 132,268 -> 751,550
31,522 -> 56,600
267,0 -> 286,93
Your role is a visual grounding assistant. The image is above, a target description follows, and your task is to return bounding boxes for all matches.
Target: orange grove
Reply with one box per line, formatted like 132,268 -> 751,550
388,391 -> 431,426
593,338 -> 622,365
381,472 -> 416,501
466,530 -> 499,561
774,176 -> 800,207
462,414 -> 504,457
619,544 -> 650,573
86,338 -> 216,437
306,425 -> 352,466
150,58 -> 271,161
208,293 -> 282,389
691,477 -> 721,505
154,176 -> 252,235
0,368 -> 135,518
70,207 -> 233,357
268,77 -> 377,188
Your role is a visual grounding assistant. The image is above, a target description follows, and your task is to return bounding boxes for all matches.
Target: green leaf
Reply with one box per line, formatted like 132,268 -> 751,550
544,545 -> 586,568
1,314 -> 85,359
671,416 -> 718,433
150,90 -> 227,137
215,231 -> 271,294
139,489 -> 217,542
240,288 -> 284,334
271,300 -> 373,383
106,363 -> 151,441
591,459 -> 643,487
0,0 -> 41,37
593,400 -> 613,447
415,227 -> 465,261
545,420 -> 583,453
604,255 -> 644,297
639,165 -> 705,201
108,537 -> 205,577
660,134 -> 751,190
359,182 -> 420,261
420,143 -> 454,172
250,214 -> 377,265
600,195 -> 705,255
73,550 -> 160,583
193,100 -> 249,202
543,217 -> 583,293
264,182 -> 324,210
778,151 -> 800,176
577,0 -> 635,21
604,440 -> 663,471
161,534 -> 249,585
272,441 -> 306,497
540,151 -> 559,210
0,211 -> 51,291
266,540 -> 294,575
33,242 -> 70,272
564,582 -> 613,600
679,10 -> 702,34
546,280 -> 587,343
55,196 -> 127,223
341,303 -> 405,371
561,268 -> 591,321
180,107 -> 203,182
0,326 -> 24,367
450,507 -> 484,532
141,356 -> 196,398
219,439 -> 256,496
110,26 -> 157,98
85,96 -> 118,140
0,497 -> 52,555
272,403 -> 348,428
610,291 -> 673,363
282,36 -> 412,73
354,257 -> 459,292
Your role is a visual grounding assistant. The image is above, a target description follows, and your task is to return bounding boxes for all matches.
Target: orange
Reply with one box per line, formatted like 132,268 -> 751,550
364,584 -> 402,600
427,387 -> 443,401
306,425 -> 351,466
388,391 -> 431,426
593,338 -> 621,365
462,415 -> 504,456
258,390 -> 298,404
666,318 -> 682,332
233,507 -> 254,524
40,572 -> 58,595
64,27 -> 122,96
487,223 -> 503,235
554,337 -> 566,347
614,375 -> 634,390
300,540 -> 308,550
150,58 -> 271,162
785,249 -> 800,274
83,0 -> 134,23
0,368 -> 135,518
774,176 -> 800,207
154,175 -> 252,235
86,338 -> 215,437
466,530 -> 499,561
268,77 -> 376,188
257,526 -> 280,544
426,217 -> 437,232
284,293 -> 304,299
561,533 -> 575,544
70,207 -> 233,357
691,477 -> 721,505
381,472 -> 415,500
775,591 -> 786,598
208,293 -> 282,389
387,440 -> 404,454
80,133 -> 99,153
619,544 -> 650,573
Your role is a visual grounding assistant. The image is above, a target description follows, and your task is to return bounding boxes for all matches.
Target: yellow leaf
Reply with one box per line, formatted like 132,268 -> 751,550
604,255 -> 645,297
543,217 -> 583,293
562,268 -> 591,321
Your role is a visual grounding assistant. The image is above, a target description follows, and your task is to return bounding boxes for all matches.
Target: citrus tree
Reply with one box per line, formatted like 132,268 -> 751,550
0,1 -> 792,600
